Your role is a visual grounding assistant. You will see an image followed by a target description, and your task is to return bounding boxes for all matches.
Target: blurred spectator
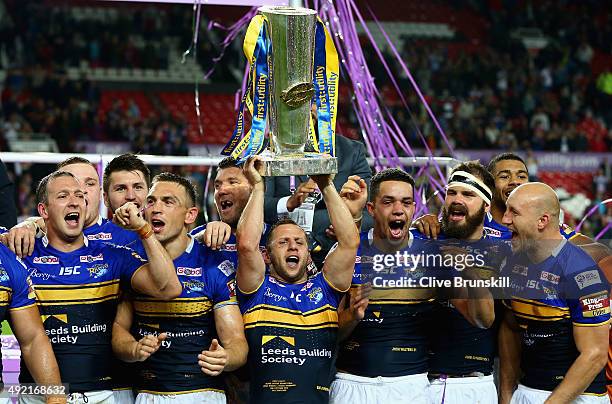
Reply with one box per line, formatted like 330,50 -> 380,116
526,150 -> 539,182
0,160 -> 17,228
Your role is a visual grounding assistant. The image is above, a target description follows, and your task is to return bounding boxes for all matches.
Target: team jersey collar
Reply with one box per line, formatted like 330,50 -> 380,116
42,234 -> 89,248
367,227 -> 414,248
185,235 -> 195,254
551,238 -> 566,257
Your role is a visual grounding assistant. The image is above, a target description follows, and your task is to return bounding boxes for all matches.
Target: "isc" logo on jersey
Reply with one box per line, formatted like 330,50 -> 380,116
59,266 -> 81,276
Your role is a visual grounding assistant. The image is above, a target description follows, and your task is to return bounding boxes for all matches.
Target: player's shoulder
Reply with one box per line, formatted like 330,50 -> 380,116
99,241 -> 146,262
410,228 -> 427,240
0,244 -> 26,276
557,240 -> 597,274
189,238 -> 237,279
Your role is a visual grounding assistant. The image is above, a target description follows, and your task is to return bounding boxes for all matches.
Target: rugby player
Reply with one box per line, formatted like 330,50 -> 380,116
414,153 -> 607,247
19,171 -> 181,404
236,156 -> 359,403
332,168 -> 434,403
0,243 -> 65,404
191,157 -> 268,251
499,182 -> 609,403
422,161 -> 501,404
3,157 -> 141,257
99,153 -> 152,403
103,153 -> 150,215
112,172 -> 247,403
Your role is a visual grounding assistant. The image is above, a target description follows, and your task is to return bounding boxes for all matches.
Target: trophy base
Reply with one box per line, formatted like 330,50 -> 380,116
261,153 -> 338,176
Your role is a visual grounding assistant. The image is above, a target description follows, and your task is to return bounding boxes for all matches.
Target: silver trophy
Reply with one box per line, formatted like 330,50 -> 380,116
258,6 -> 338,176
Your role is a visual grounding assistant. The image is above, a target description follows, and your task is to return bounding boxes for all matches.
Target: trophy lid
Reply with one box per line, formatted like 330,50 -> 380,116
258,6 -> 317,16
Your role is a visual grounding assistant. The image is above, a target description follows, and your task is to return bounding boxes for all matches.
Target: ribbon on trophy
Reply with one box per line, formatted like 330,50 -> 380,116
312,18 -> 339,156
221,14 -> 269,161
222,14 -> 339,162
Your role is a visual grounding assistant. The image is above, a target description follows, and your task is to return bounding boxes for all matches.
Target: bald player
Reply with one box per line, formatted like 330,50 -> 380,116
499,183 -> 609,403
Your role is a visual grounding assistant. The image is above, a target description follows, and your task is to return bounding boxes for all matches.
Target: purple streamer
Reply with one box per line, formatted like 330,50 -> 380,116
204,7 -> 258,80
594,222 -> 611,241
364,3 -> 455,155
351,0 -> 449,184
314,0 -> 452,214
575,198 -> 612,232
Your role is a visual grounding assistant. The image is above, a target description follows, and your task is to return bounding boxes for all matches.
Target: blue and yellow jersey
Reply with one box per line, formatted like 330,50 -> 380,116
86,217 -> 147,390
0,244 -> 37,381
85,217 -> 145,389
238,271 -> 343,403
415,230 -> 506,376
84,216 -> 144,256
484,213 -> 578,241
131,237 -> 237,394
337,229 -> 435,377
19,236 -> 147,393
504,240 -> 610,395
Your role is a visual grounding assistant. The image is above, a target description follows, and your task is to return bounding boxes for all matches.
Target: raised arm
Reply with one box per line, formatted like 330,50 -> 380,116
236,157 -> 266,293
313,174 -> 360,291
113,202 -> 181,300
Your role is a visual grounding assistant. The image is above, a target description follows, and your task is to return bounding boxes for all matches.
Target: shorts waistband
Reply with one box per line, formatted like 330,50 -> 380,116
518,384 -> 607,397
430,374 -> 494,385
335,372 -> 429,385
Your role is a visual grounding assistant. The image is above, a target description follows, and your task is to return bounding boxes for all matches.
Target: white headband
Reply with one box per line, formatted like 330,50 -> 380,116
447,171 -> 492,205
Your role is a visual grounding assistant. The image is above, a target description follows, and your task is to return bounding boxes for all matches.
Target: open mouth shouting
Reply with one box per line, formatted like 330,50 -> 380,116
285,255 -> 300,269
219,199 -> 234,215
503,188 -> 516,200
64,212 -> 81,228
151,217 -> 166,233
448,204 -> 467,222
388,219 -> 406,240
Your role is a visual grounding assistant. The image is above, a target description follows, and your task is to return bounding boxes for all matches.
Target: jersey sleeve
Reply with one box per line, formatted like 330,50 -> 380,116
236,277 -> 267,314
317,272 -> 343,308
564,264 -> 610,326
8,256 -> 36,310
210,259 -> 238,309
107,244 -> 148,287
189,224 -> 206,236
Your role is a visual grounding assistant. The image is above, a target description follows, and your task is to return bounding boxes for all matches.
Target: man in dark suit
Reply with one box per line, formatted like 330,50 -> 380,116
264,134 -> 373,268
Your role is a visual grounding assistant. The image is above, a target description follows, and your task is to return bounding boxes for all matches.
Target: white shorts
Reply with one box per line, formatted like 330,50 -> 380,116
329,372 -> 430,404
510,384 -> 609,404
113,388 -> 135,403
134,391 -> 226,404
429,374 -> 497,404
18,390 -> 115,404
